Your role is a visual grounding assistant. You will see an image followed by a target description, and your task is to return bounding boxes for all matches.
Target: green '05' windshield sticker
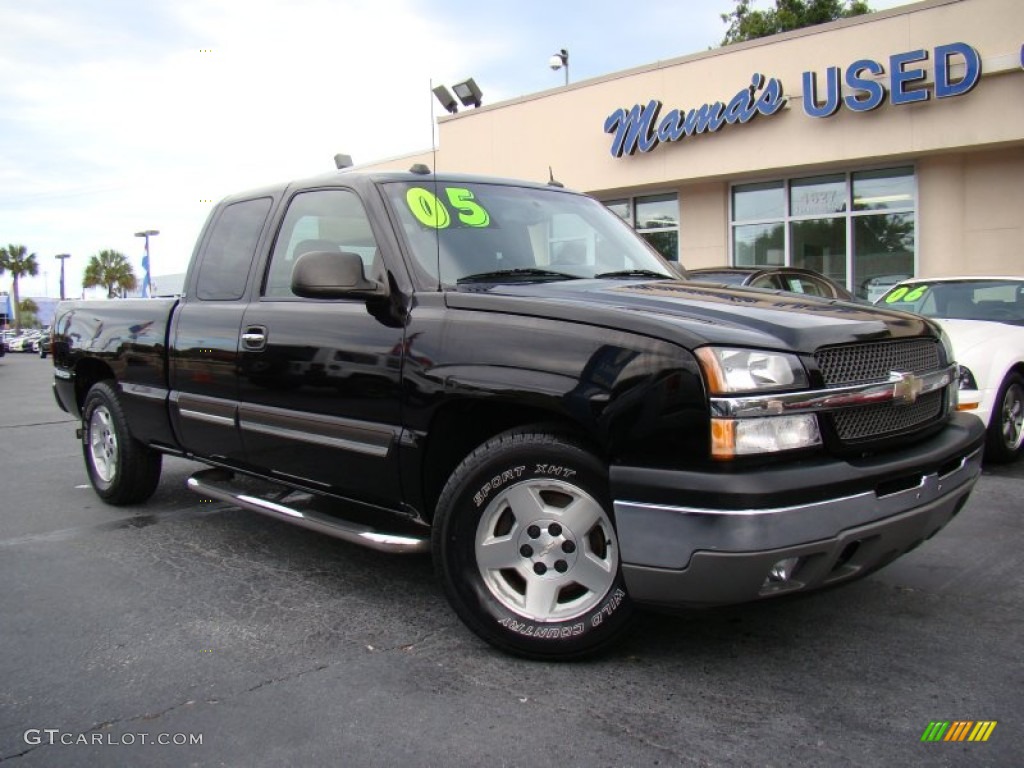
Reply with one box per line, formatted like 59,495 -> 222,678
406,186 -> 491,229
885,285 -> 928,303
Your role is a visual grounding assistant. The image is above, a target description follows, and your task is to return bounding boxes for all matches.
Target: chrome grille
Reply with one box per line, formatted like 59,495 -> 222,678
816,339 -> 941,386
816,339 -> 947,445
831,390 -> 944,441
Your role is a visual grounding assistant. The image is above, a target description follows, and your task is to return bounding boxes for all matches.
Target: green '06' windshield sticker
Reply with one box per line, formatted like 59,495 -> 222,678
885,285 -> 928,303
406,186 -> 491,229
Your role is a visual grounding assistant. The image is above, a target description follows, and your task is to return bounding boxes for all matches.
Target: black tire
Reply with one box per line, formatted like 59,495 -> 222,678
985,372 -> 1024,463
433,428 -> 635,660
82,381 -> 163,505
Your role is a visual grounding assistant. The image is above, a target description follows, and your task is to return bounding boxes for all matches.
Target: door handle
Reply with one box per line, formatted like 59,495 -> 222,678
241,326 -> 267,351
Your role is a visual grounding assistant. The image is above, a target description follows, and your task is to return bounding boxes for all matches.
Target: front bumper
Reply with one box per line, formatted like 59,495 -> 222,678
611,412 -> 985,607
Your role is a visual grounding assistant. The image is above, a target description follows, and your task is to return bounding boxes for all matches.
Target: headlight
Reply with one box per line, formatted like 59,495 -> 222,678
698,346 -> 818,459
957,364 -> 977,391
711,414 -> 821,460
695,346 -> 808,394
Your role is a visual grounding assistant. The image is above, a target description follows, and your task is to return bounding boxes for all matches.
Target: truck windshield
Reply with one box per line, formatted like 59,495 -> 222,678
383,180 -> 675,287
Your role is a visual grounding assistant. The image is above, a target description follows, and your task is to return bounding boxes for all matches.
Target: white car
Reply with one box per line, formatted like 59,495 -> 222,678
5,333 -> 32,352
874,276 -> 1024,462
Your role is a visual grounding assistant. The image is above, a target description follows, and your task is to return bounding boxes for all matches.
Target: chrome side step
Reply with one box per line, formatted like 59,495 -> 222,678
186,468 -> 430,554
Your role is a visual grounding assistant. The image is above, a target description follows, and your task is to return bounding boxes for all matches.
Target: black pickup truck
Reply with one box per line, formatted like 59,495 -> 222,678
52,168 -> 985,659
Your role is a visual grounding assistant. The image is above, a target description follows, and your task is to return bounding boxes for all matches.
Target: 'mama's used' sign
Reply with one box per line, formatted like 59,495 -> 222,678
604,42 -> 987,158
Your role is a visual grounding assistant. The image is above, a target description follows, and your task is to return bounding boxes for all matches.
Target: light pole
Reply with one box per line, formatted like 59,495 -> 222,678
549,48 -> 569,86
134,230 -> 159,297
55,253 -> 70,301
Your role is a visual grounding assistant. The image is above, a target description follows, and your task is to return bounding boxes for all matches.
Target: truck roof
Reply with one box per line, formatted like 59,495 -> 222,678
218,167 -> 578,206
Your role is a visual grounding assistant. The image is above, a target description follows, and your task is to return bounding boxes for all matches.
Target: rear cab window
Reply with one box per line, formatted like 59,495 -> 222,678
196,198 -> 274,301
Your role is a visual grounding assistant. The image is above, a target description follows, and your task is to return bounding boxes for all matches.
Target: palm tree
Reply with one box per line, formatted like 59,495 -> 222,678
83,249 -> 137,298
0,244 -> 39,332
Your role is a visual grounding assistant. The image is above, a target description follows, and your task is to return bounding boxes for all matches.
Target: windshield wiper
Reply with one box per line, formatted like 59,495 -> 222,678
457,268 -> 582,284
593,269 -> 672,279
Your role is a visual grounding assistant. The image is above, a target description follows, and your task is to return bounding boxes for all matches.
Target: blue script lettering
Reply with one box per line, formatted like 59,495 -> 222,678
934,42 -> 981,98
844,58 -> 887,112
805,42 -> 983,119
802,66 -> 841,117
604,73 -> 787,158
603,100 -> 660,157
890,49 -> 929,105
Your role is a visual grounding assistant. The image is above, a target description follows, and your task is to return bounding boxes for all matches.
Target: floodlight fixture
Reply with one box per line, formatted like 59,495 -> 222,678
432,84 -> 459,114
452,78 -> 483,108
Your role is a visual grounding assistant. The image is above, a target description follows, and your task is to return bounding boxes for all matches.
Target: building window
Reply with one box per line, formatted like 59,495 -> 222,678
604,193 -> 679,261
731,167 -> 915,300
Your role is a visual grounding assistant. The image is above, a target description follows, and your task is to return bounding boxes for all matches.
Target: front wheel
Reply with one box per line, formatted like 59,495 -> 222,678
985,372 -> 1024,463
433,429 -> 634,660
82,381 -> 163,504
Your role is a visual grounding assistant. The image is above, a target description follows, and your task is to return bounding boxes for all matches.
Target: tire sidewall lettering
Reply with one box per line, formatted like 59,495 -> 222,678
471,462 -> 581,507
590,587 -> 626,628
472,465 -> 526,508
498,617 -> 586,640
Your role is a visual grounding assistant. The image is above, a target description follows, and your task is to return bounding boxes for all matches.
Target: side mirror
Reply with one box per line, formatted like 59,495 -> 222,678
291,250 -> 387,300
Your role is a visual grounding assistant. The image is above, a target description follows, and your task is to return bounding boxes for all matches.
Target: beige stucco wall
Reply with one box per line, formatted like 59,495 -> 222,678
919,147 -> 1024,276
364,0 -> 1024,275
677,181 -> 729,268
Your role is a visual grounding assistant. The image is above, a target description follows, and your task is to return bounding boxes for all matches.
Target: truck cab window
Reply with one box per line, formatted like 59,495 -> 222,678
196,197 -> 272,301
264,189 -> 379,299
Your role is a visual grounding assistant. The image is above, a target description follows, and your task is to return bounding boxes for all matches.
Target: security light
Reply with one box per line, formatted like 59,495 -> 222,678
452,78 -> 483,108
549,48 -> 569,85
432,85 -> 458,114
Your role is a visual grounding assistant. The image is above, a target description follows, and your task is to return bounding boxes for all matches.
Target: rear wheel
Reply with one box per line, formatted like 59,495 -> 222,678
82,381 -> 163,504
985,373 -> 1024,463
433,429 -> 634,660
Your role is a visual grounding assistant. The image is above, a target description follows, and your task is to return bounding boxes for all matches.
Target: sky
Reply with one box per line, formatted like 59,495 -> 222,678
0,0 -> 915,301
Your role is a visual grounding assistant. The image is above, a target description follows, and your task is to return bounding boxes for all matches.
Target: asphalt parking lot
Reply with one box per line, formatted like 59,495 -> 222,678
0,351 -> 1021,767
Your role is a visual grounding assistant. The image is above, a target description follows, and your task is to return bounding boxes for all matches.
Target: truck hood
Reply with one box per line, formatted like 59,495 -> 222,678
444,279 -> 936,352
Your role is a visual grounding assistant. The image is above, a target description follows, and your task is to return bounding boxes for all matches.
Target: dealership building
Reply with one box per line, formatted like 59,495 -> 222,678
367,0 -> 1023,300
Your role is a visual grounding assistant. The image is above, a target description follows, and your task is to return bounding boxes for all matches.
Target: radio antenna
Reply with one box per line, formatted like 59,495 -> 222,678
429,79 -> 442,290
430,80 -> 438,169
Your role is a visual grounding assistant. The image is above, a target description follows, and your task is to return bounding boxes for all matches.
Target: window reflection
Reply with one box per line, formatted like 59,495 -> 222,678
733,181 -> 784,222
791,218 -> 846,286
731,168 -> 916,297
853,167 -> 915,211
790,175 -> 846,216
734,223 -> 784,266
854,213 -> 915,301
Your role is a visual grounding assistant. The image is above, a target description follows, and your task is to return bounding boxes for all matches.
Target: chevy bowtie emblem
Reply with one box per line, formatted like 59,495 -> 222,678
890,371 -> 925,405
